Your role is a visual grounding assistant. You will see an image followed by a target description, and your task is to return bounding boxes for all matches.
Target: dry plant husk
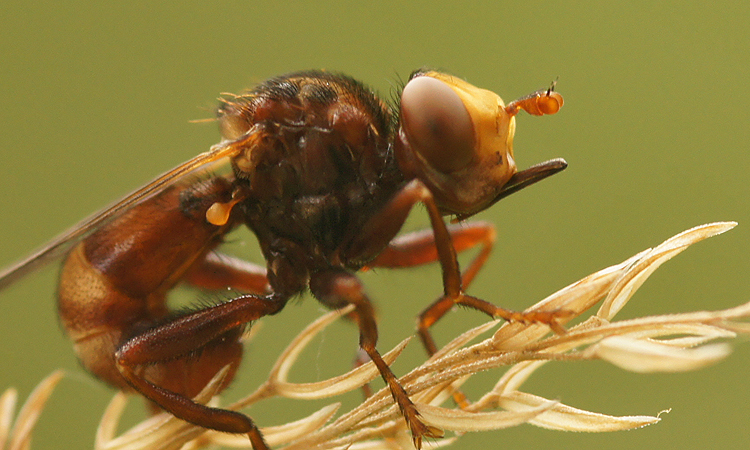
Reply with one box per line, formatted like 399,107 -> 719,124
2,222 -> 748,450
0,370 -> 63,450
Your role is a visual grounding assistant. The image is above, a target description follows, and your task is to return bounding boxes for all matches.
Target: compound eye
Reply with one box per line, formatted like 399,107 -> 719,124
401,75 -> 475,173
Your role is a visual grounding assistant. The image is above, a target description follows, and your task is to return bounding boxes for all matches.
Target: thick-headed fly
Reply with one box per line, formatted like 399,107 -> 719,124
0,69 -> 567,449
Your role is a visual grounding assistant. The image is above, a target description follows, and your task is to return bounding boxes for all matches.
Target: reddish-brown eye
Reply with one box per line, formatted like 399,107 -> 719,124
400,76 -> 475,173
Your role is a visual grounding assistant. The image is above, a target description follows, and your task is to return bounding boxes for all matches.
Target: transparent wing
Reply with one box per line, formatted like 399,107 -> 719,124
0,135 -> 254,290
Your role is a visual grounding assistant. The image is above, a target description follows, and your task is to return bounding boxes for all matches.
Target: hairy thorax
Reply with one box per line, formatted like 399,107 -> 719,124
217,72 -> 406,293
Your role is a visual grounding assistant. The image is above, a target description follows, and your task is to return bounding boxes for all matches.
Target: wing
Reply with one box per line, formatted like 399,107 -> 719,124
0,136 -> 253,291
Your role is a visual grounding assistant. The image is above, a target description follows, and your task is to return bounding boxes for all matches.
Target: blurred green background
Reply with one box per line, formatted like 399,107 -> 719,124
1,1 -> 749,449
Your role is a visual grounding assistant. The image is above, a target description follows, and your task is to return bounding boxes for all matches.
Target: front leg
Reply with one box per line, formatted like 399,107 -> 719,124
340,179 -> 461,295
343,179 -> 568,361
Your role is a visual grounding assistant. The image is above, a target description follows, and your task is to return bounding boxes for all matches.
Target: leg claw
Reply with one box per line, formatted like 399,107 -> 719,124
408,414 -> 443,449
503,308 -> 574,334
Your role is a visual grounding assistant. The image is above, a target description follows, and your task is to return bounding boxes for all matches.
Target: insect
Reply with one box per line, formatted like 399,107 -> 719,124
0,69 -> 566,449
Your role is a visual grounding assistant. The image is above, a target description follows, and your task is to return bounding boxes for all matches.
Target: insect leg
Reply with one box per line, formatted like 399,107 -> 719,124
364,221 -> 496,289
342,179 -> 464,354
345,179 -> 567,354
413,237 -> 571,362
363,222 -> 495,408
184,251 -> 270,294
115,294 -> 287,450
309,269 -> 443,450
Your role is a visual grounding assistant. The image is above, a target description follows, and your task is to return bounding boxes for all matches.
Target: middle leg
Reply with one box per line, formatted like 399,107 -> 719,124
310,269 -> 442,449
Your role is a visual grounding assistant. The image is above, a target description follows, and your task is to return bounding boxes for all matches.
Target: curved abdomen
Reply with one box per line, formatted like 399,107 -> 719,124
57,177 -> 244,399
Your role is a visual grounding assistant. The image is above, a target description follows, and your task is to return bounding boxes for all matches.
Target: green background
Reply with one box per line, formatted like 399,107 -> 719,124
1,1 -> 749,449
